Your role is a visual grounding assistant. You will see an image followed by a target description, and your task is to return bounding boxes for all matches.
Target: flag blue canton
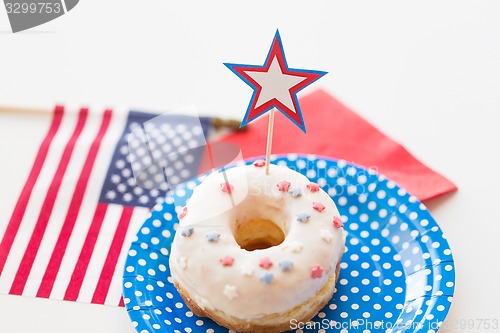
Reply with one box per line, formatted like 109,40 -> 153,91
99,111 -> 210,208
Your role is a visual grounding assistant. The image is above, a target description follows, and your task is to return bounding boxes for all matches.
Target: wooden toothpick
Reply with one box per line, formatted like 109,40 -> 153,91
0,106 -> 51,116
265,109 -> 275,175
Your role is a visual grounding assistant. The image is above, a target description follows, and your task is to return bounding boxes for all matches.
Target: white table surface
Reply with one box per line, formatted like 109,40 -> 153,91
1,1 -> 500,332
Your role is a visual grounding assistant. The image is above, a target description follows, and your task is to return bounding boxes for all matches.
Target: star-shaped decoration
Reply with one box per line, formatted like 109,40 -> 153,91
117,184 -> 127,193
276,180 -> 292,192
240,262 -> 255,277
288,187 -> 302,198
180,226 -> 193,237
320,229 -> 333,243
106,190 -> 116,200
177,206 -> 188,219
296,212 -> 311,223
260,272 -> 274,285
223,284 -> 238,300
306,182 -> 320,192
220,182 -> 234,193
333,216 -> 344,229
312,201 -> 326,212
219,255 -> 235,267
290,241 -> 303,253
253,160 -> 266,167
123,193 -> 133,202
311,264 -> 324,279
225,30 -> 327,133
278,259 -> 294,272
179,257 -> 187,270
259,257 -> 273,269
206,231 -> 221,242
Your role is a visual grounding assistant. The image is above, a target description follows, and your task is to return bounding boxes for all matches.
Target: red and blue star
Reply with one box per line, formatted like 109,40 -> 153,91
225,30 -> 327,133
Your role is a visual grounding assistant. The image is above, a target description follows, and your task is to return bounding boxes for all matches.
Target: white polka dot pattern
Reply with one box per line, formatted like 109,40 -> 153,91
123,155 -> 455,333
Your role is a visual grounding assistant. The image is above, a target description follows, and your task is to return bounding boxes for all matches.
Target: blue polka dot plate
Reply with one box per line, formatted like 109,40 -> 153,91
123,155 -> 455,333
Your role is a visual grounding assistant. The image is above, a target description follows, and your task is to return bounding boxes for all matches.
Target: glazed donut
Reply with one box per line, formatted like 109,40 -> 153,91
169,162 -> 345,333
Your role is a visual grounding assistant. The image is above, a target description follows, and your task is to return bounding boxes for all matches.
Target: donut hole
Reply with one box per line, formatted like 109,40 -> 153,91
230,194 -> 289,251
234,219 -> 286,251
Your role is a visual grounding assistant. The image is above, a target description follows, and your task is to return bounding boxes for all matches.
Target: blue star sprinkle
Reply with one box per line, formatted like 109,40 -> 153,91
288,187 -> 302,198
180,226 -> 194,237
206,231 -> 221,242
279,259 -> 294,272
296,212 -> 311,223
260,272 -> 274,285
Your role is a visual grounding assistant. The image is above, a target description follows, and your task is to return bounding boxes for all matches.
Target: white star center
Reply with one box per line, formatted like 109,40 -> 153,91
245,56 -> 307,112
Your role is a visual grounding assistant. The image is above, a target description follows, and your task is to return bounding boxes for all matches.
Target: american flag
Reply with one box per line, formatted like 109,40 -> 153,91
0,106 -> 210,306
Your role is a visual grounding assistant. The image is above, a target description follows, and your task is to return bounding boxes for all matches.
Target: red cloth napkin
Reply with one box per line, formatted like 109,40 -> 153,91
219,89 -> 456,201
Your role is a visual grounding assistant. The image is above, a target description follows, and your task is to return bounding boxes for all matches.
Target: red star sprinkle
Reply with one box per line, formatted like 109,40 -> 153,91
177,206 -> 188,219
276,181 -> 291,192
333,216 -> 344,228
312,202 -> 326,212
259,257 -> 273,269
220,182 -> 234,193
220,256 -> 235,267
311,264 -> 324,279
306,183 -> 320,192
254,160 -> 266,167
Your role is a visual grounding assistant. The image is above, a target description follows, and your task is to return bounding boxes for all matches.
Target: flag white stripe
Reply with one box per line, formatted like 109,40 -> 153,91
0,115 -> 51,243
0,111 -> 79,294
76,204 -> 124,303
21,111 -> 103,297
105,207 -> 149,305
49,112 -> 128,300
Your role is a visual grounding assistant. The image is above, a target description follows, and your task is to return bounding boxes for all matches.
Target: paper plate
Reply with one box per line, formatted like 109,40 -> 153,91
123,155 -> 455,333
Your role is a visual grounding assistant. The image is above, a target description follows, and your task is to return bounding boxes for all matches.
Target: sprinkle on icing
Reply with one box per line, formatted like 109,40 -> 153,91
169,164 -> 345,319
311,264 -> 324,279
253,160 -> 266,167
290,241 -> 303,253
220,182 -> 234,193
320,229 -> 333,243
179,257 -> 187,270
260,272 -> 274,285
240,263 -> 255,277
223,285 -> 238,300
206,231 -> 221,242
276,181 -> 291,192
259,257 -> 273,269
333,216 -> 344,228
288,187 -> 302,197
180,226 -> 193,237
220,255 -> 235,267
177,206 -> 188,219
278,259 -> 293,272
306,182 -> 320,192
312,201 -> 326,212
296,212 -> 311,223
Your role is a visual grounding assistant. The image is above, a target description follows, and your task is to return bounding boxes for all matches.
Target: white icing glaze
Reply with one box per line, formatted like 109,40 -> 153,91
169,163 -> 344,320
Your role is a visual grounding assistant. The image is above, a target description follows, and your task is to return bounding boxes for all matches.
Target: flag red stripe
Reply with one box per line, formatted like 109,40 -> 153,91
91,206 -> 134,304
9,108 -> 89,295
0,106 -> 64,276
64,203 -> 108,301
36,110 -> 113,298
